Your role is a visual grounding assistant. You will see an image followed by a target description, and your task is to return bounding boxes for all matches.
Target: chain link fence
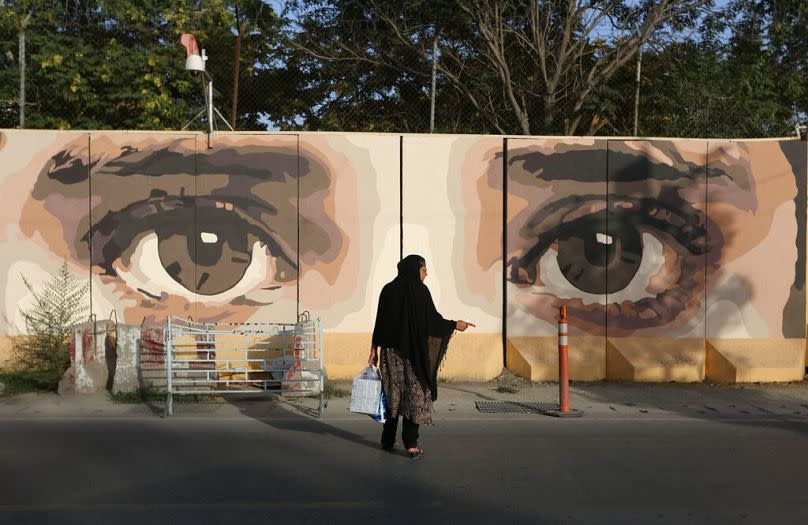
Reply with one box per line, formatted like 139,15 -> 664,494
0,2 -> 804,138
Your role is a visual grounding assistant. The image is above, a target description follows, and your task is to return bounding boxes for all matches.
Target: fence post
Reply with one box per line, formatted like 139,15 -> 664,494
165,316 -> 174,417
318,319 -> 325,418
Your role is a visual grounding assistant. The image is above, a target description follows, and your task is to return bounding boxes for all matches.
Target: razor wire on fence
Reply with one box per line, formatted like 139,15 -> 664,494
0,1 -> 805,138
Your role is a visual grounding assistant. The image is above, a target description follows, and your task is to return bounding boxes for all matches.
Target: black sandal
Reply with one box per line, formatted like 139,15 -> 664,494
407,448 -> 423,459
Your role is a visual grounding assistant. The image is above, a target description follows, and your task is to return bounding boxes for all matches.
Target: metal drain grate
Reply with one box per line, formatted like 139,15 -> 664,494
476,401 -> 558,414
125,403 -> 225,416
124,405 -> 163,417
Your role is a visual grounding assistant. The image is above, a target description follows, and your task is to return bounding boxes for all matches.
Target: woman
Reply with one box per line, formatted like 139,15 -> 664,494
369,254 -> 474,459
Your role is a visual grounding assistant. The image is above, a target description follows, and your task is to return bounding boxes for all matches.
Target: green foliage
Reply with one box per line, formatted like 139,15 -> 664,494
0,369 -> 53,395
0,0 -> 283,130
281,0 -> 718,135
13,261 -> 88,390
0,0 -> 805,137
110,386 -> 158,403
600,0 -> 808,137
322,379 -> 350,399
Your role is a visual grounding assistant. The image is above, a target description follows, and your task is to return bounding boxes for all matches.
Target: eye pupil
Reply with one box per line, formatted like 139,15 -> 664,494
584,231 -> 616,268
557,221 -> 643,294
194,230 -> 227,266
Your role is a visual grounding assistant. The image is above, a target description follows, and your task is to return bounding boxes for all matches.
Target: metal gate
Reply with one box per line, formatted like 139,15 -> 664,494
164,314 -> 325,417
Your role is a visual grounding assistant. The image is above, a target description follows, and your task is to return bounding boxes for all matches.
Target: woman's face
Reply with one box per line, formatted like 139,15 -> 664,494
420,263 -> 428,282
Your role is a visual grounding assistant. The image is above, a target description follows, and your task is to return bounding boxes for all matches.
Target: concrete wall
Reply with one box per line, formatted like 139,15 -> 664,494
0,130 -> 805,382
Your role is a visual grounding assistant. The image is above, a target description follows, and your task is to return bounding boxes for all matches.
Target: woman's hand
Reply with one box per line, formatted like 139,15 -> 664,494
455,320 -> 476,332
368,346 -> 378,366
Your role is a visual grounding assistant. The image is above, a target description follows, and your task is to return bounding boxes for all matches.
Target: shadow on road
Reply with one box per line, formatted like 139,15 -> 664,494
215,394 -> 550,523
565,379 -> 808,436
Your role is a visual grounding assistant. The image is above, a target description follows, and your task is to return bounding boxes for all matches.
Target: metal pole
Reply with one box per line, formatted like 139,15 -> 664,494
318,319 -> 324,418
166,316 -> 174,416
633,39 -> 643,136
546,305 -> 582,417
207,77 -> 214,135
18,27 -> 25,128
430,36 -> 438,133
558,305 -> 569,413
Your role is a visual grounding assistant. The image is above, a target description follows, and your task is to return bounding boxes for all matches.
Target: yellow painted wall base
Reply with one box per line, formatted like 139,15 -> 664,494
706,339 -> 806,383
506,336 -> 606,381
323,333 -> 372,380
606,338 -> 705,382
438,333 -> 502,381
0,336 -> 16,370
323,332 -> 503,381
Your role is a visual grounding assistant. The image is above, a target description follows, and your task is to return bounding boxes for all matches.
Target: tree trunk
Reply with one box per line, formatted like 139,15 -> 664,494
633,44 -> 643,136
230,32 -> 241,129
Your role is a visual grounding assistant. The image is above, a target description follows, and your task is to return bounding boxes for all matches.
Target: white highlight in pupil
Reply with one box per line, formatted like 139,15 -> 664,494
596,233 -> 613,245
200,232 -> 218,244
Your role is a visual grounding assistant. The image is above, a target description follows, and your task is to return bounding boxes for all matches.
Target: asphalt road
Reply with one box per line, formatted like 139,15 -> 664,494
1,398 -> 807,525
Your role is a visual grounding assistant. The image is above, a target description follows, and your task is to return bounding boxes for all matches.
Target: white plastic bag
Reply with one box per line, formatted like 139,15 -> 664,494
349,365 -> 387,423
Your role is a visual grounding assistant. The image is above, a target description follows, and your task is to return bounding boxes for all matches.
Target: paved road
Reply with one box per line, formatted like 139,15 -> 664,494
1,389 -> 808,525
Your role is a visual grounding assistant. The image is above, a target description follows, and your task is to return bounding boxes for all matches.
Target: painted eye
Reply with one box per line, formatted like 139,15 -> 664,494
508,199 -> 707,327
536,229 -> 663,304
86,194 -> 297,302
113,232 -> 274,302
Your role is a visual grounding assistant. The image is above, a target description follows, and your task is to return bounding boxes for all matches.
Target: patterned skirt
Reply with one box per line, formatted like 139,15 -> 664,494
378,347 -> 433,425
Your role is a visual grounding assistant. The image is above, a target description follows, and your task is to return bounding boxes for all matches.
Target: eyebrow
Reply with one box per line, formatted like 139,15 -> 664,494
507,149 -> 712,182
46,146 -> 302,184
504,146 -> 750,189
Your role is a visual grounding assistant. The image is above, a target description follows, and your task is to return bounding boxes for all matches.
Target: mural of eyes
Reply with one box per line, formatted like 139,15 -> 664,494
507,195 -> 707,328
86,190 -> 297,300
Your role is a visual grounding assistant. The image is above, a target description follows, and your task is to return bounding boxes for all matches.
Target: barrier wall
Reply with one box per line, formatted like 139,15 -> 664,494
0,131 -> 805,382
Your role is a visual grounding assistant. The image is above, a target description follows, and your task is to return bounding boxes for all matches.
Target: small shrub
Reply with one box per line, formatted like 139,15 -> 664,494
111,387 -> 217,404
0,370 -> 53,395
323,380 -> 350,399
110,387 -> 160,403
496,385 -> 519,394
13,262 -> 88,390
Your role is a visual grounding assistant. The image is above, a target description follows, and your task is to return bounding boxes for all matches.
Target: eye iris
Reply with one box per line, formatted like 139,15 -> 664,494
556,222 -> 643,294
156,207 -> 256,296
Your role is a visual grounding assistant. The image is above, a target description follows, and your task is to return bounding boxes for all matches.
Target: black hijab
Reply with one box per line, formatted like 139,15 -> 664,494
372,254 -> 456,400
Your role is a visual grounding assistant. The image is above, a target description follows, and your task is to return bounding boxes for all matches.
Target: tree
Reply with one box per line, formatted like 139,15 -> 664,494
0,0 -> 803,136
13,261 -> 88,389
225,0 -> 279,129
0,1 -> 282,130
626,0 -> 807,138
722,0 -> 807,135
285,0 -> 712,135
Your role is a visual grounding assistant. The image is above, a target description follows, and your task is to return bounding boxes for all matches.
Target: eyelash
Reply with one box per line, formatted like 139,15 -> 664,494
508,196 -> 707,287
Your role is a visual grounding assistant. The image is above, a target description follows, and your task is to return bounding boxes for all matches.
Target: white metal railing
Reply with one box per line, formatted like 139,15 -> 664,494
163,313 -> 325,417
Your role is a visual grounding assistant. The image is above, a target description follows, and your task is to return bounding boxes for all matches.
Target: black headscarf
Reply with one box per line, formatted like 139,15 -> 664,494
372,254 -> 456,400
